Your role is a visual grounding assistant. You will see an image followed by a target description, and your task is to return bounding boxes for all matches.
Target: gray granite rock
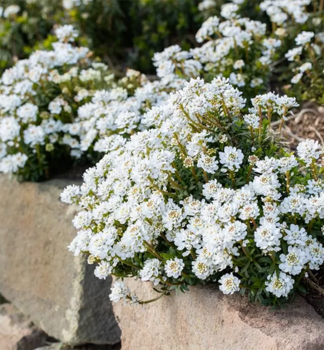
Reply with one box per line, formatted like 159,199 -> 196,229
0,176 -> 120,346
0,303 -> 47,350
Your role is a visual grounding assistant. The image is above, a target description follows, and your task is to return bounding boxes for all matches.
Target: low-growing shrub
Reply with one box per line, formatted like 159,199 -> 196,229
0,26 -> 126,181
62,78 -> 324,306
0,24 -> 200,181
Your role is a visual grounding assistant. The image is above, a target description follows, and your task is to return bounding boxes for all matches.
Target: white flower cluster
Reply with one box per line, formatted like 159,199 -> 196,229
0,26 -> 156,177
198,0 -> 216,12
62,78 -> 323,303
192,15 -> 276,89
153,45 -> 202,79
62,0 -> 93,10
0,5 -> 20,18
0,26 -> 95,174
70,68 -> 189,155
0,22 -> 197,178
260,0 -> 311,25
285,30 -> 321,85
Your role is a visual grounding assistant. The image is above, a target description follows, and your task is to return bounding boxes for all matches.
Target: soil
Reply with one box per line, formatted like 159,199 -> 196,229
282,103 -> 324,151
304,266 -> 324,318
53,164 -> 89,181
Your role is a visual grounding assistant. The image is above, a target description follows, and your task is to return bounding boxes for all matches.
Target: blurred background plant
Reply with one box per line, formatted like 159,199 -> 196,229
0,0 -> 206,75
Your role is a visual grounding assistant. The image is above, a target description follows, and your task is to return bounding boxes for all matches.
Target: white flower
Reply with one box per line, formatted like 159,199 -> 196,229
3,5 -> 20,18
297,139 -> 322,165
233,60 -> 245,69
24,125 -> 45,146
55,25 -> 78,42
295,31 -> 314,46
299,62 -> 312,73
109,281 -> 129,302
89,230 -> 116,259
219,273 -> 240,294
250,78 -> 263,88
60,185 -> 80,204
165,258 -> 185,278
94,261 -> 112,280
308,241 -> 324,270
291,73 -> 303,84
265,272 -> 294,298
254,222 -> 282,252
202,180 -> 221,199
244,114 -> 259,129
0,117 -> 20,142
197,154 -> 219,173
279,246 -> 309,275
17,103 -> 38,123
284,224 -> 308,246
285,47 -> 303,62
221,3 -> 239,19
219,146 -> 244,172
229,73 -> 245,87
72,210 -> 92,229
198,0 -> 216,11
139,259 -> 162,285
192,259 -> 210,279
0,153 -> 28,173
277,155 -> 298,173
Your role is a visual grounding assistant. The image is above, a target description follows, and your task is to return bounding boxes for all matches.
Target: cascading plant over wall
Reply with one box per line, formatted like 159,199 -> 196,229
61,77 -> 324,307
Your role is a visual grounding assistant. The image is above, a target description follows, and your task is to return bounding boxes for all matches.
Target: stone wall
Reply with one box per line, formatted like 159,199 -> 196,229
0,176 -> 120,346
1,175 -> 324,349
113,278 -> 324,350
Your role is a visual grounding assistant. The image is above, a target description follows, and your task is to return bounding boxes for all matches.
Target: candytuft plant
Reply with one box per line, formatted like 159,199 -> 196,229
62,78 -> 324,306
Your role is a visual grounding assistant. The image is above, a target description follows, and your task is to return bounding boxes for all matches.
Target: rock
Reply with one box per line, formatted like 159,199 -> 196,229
113,278 -> 324,350
34,345 -> 61,350
35,343 -> 121,350
17,329 -> 49,350
0,176 -> 120,346
0,303 -> 48,350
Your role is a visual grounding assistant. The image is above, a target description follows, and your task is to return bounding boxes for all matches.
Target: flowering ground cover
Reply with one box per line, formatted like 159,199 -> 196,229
1,0 -> 324,309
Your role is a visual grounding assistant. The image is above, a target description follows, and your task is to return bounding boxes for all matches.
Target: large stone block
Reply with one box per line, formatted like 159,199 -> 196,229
113,278 -> 324,350
0,176 -> 120,346
0,303 -> 47,350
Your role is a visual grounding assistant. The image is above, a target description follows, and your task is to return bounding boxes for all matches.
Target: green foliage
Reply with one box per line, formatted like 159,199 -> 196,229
0,0 -> 203,74
127,0 -> 201,72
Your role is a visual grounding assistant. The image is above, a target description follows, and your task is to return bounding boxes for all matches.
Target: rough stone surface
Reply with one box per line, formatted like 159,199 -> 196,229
0,176 -> 121,346
113,278 -> 324,350
0,303 -> 47,350
35,344 -> 121,350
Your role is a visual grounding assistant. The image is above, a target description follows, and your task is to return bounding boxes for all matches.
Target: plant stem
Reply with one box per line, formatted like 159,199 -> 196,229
191,166 -> 199,183
203,170 -> 209,183
120,259 -> 140,270
303,277 -> 324,297
127,292 -> 166,305
144,241 -> 164,261
278,118 -> 285,134
286,171 -> 290,194
246,165 -> 252,184
229,170 -> 236,189
308,269 -> 320,285
251,218 -> 258,230
160,233 -> 176,250
222,98 -> 232,122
